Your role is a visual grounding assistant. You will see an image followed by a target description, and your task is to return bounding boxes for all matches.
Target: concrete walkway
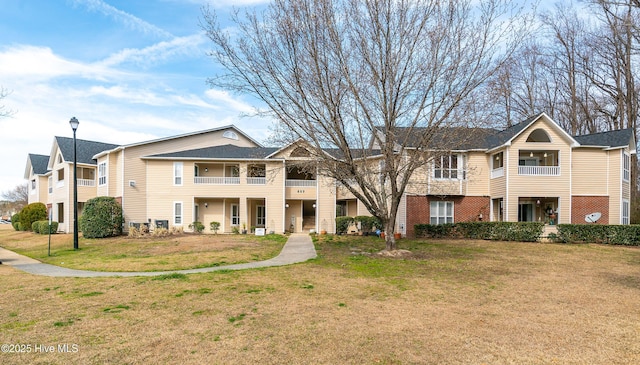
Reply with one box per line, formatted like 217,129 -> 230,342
0,233 -> 317,278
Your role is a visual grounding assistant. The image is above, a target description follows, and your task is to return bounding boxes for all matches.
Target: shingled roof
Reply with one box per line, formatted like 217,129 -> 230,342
55,137 -> 119,165
573,128 -> 635,149
28,154 -> 50,175
145,144 -> 279,160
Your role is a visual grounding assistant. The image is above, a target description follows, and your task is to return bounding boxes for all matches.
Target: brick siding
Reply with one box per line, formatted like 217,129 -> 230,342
406,195 -> 490,237
571,196 -> 609,224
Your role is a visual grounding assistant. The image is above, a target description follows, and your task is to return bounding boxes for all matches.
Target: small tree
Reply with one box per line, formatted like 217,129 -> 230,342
79,197 -> 123,238
210,221 -> 221,234
19,202 -> 47,232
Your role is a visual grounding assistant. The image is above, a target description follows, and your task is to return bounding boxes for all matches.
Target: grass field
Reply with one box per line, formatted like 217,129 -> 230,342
1,224 -> 639,364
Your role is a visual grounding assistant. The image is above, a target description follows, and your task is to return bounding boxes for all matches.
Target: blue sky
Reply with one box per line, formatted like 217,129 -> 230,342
0,0 -> 271,194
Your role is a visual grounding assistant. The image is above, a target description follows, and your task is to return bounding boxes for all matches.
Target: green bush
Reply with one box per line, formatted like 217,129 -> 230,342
335,216 -> 354,234
415,221 -> 544,242
12,213 -> 21,231
32,220 -> 58,234
79,196 -> 124,238
557,224 -> 640,245
355,215 -> 382,233
414,223 -> 456,238
189,221 -> 205,233
210,221 -> 220,234
19,202 -> 47,232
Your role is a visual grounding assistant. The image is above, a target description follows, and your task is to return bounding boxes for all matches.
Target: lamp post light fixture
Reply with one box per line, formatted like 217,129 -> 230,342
69,117 -> 79,250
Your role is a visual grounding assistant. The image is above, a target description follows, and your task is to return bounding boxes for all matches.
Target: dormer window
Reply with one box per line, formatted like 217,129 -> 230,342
223,130 -> 239,140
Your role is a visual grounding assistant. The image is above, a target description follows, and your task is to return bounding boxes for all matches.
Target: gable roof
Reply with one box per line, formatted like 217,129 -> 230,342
29,154 -> 50,175
50,137 -> 119,167
143,144 -> 279,160
93,125 -> 262,159
24,153 -> 50,179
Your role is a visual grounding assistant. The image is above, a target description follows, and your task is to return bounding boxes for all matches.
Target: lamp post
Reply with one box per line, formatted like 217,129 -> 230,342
69,117 -> 79,250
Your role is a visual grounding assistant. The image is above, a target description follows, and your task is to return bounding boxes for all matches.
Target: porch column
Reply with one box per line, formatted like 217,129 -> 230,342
240,196 -> 248,231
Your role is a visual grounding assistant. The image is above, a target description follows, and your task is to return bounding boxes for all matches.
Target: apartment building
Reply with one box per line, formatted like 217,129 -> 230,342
25,113 -> 636,235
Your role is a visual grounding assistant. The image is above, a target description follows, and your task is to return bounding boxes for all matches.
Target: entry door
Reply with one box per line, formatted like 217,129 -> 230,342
256,205 -> 266,226
518,203 -> 534,222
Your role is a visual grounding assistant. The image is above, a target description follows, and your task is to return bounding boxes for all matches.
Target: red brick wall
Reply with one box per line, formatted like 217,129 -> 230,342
406,195 -> 490,237
571,196 -> 609,224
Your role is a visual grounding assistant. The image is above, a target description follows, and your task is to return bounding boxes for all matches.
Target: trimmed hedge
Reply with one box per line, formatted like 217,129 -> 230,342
355,215 -> 382,233
79,196 -> 124,238
335,216 -> 354,234
32,220 -> 58,234
415,222 -> 544,242
19,202 -> 47,232
557,224 -> 640,245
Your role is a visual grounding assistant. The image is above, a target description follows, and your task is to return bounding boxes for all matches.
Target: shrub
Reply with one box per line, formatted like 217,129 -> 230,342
11,213 -> 20,231
415,221 -> 544,242
19,203 -> 47,232
189,221 -> 205,234
557,224 -> 640,245
210,221 -> 220,234
335,216 -> 354,234
79,196 -> 124,238
355,216 -> 382,233
32,220 -> 58,234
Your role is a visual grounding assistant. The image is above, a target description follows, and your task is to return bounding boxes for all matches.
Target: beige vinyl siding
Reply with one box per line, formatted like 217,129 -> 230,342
316,174 -> 336,233
145,159 -> 286,233
121,129 -> 258,226
465,152 -> 489,196
572,149 -> 608,195
506,120 -> 572,223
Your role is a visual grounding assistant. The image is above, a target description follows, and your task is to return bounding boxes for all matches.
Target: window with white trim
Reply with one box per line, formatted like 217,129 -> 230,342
434,154 -> 465,179
174,162 -> 183,185
48,176 -> 52,194
231,204 -> 240,226
98,162 -> 107,186
174,202 -> 183,225
622,199 -> 630,225
623,152 -> 630,182
430,201 -> 454,225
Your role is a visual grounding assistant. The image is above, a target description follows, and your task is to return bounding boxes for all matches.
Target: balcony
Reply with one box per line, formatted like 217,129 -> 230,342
491,167 -> 504,179
286,179 -> 317,187
247,177 -> 266,185
518,166 -> 560,176
194,177 -> 240,185
78,179 -> 96,187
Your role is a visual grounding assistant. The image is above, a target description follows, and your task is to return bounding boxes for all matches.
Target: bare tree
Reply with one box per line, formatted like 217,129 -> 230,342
203,0 -> 529,250
0,86 -> 13,119
1,183 -> 28,210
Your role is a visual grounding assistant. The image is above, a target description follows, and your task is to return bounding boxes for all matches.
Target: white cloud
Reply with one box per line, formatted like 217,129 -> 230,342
71,0 -> 174,39
99,34 -> 208,68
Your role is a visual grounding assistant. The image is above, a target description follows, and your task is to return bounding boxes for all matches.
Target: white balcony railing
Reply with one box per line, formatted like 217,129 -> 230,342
247,177 -> 266,185
491,167 -> 504,179
56,180 -> 64,188
286,179 -> 317,187
78,179 -> 95,187
518,166 -> 560,176
194,176 -> 240,185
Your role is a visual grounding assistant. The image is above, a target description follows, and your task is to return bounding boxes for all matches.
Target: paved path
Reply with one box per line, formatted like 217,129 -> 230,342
0,233 -> 317,278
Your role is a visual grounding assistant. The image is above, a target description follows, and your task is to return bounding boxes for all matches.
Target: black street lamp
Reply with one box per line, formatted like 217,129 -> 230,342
69,117 -> 79,250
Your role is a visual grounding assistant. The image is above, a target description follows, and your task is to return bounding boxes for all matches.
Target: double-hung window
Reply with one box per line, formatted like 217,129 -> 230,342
174,202 -> 183,225
174,162 -> 183,186
434,154 -> 465,179
430,201 -> 454,225
623,153 -> 630,182
622,199 -> 630,225
98,162 -> 107,186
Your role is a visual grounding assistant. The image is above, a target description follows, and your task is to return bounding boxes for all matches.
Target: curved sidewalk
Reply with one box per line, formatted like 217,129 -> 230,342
0,233 -> 316,278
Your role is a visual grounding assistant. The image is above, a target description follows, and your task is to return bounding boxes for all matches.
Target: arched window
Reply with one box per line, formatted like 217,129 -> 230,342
223,130 -> 239,140
526,129 -> 551,142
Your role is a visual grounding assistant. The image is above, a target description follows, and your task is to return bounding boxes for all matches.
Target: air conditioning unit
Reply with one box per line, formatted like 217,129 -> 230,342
129,180 -> 136,187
